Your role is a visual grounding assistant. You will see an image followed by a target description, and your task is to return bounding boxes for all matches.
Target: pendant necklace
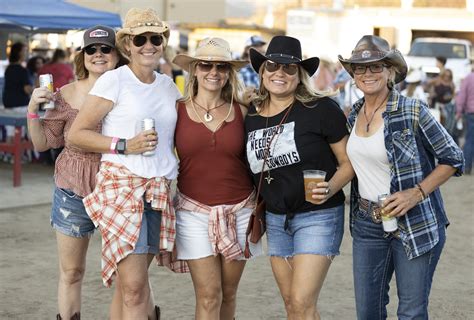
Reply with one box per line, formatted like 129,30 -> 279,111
363,94 -> 389,132
192,99 -> 226,122
262,101 -> 295,184
190,96 -> 233,132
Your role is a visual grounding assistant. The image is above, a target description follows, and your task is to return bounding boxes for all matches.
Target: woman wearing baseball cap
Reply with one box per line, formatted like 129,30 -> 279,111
27,24 -> 124,320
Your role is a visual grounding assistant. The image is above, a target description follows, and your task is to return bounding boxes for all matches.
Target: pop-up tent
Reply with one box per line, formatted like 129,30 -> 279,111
0,0 -> 122,32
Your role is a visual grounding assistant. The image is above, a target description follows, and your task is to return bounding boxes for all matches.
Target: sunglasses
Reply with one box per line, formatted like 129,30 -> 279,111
265,60 -> 299,75
351,63 -> 389,75
131,34 -> 163,47
196,62 -> 231,73
84,45 -> 113,55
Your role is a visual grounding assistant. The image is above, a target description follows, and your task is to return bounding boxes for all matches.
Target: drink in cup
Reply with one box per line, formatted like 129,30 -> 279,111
377,193 -> 398,232
39,74 -> 55,110
303,170 -> 326,204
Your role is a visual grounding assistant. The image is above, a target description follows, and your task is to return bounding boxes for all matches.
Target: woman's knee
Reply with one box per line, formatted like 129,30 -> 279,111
290,295 -> 315,316
120,280 -> 149,308
197,285 -> 222,310
60,266 -> 85,285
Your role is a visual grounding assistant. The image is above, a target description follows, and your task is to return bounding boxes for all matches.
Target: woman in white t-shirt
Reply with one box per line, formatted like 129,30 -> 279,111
69,8 -> 180,320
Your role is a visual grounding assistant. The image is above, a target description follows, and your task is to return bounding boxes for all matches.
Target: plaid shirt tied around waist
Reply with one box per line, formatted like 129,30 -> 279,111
157,190 -> 256,273
347,90 -> 464,260
83,161 -> 175,287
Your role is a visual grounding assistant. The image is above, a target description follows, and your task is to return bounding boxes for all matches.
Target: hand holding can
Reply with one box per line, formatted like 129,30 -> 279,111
142,118 -> 156,156
39,74 -> 55,110
378,194 -> 398,232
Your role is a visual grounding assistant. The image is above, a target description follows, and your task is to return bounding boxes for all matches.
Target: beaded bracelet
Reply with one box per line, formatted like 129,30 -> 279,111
27,112 -> 40,119
415,183 -> 427,201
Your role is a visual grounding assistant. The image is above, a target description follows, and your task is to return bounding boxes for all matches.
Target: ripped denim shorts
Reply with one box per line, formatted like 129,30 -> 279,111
50,187 -> 95,238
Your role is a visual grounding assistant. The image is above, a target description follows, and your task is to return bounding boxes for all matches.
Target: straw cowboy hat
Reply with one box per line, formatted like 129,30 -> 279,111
249,35 -> 320,77
338,35 -> 408,83
116,8 -> 170,43
173,37 -> 248,72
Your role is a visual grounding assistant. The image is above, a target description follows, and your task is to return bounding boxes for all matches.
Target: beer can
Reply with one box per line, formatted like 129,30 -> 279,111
39,74 -> 55,110
377,194 -> 398,232
142,118 -> 155,156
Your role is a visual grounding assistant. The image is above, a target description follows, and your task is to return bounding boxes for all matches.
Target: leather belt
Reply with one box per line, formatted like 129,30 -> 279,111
359,198 -> 382,223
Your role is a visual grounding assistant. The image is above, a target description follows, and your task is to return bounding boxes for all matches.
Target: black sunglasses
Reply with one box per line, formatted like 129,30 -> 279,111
132,34 -> 163,47
196,62 -> 231,73
84,45 -> 113,55
265,60 -> 299,76
351,64 -> 389,75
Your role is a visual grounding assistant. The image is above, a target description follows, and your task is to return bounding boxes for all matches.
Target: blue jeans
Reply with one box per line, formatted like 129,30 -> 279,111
463,113 -> 474,173
352,211 -> 445,320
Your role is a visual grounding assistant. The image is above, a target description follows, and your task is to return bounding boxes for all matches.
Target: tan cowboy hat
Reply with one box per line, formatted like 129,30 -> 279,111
173,37 -> 248,72
338,35 -> 408,83
116,8 -> 170,43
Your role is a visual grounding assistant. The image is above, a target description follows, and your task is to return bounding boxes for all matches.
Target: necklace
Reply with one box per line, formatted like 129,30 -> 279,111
262,101 -> 295,184
190,96 -> 233,132
192,99 -> 226,122
363,94 -> 389,132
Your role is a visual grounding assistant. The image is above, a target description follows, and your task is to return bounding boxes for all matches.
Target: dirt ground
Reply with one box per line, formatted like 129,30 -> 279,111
0,164 -> 473,319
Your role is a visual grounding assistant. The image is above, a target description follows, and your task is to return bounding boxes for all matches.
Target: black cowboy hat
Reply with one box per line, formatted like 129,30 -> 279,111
249,35 -> 320,77
338,35 -> 408,83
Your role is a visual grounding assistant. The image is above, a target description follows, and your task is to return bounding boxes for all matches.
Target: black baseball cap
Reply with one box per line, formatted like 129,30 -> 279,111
81,25 -> 116,49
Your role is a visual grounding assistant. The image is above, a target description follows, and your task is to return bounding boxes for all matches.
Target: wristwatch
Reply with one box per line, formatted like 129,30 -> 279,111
115,138 -> 127,154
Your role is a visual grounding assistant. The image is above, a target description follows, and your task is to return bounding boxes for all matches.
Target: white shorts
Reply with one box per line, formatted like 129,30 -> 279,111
176,206 -> 263,260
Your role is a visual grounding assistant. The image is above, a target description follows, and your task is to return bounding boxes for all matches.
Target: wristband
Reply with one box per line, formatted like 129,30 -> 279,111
415,183 -> 427,201
110,137 -> 119,154
27,112 -> 40,119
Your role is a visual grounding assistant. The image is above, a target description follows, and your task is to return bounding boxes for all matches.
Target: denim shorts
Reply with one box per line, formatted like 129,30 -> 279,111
132,200 -> 162,255
266,205 -> 344,257
50,187 -> 95,238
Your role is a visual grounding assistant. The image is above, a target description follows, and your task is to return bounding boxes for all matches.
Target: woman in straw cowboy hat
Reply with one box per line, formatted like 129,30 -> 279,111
69,8 -> 181,319
245,35 -> 354,319
27,24 -> 124,320
170,37 -> 263,320
340,35 -> 463,319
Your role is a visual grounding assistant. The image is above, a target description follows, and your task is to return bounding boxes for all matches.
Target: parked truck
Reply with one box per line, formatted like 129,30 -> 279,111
405,37 -> 473,90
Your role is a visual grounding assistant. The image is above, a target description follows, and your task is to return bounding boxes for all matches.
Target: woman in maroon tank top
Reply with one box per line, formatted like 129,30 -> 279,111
172,37 -> 263,320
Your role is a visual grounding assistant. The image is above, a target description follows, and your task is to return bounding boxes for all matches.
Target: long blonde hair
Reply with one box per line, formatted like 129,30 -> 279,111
180,60 -> 245,104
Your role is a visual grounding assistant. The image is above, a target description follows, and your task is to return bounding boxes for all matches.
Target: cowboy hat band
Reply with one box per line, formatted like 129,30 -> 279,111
338,35 -> 408,83
249,35 -> 320,77
173,37 -> 247,72
116,8 -> 170,43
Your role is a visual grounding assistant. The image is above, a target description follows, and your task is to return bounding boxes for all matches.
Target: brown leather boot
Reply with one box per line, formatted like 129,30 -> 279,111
56,312 -> 80,320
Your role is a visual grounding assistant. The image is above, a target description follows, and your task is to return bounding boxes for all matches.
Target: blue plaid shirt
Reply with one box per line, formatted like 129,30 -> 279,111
347,90 -> 464,260
239,64 -> 260,88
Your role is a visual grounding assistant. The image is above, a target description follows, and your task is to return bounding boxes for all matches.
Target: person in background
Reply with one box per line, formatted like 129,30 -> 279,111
171,37 -> 262,320
2,42 -> 33,110
26,55 -> 45,86
69,8 -> 180,320
339,35 -> 463,320
239,35 -> 266,89
311,58 -> 336,91
38,48 -> 75,91
332,65 -> 352,112
344,78 -> 364,116
245,35 -> 354,319
401,68 -> 427,103
456,64 -> 474,174
159,45 -> 183,82
27,25 -> 123,320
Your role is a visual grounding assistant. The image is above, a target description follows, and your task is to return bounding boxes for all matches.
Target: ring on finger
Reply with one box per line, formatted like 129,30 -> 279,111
149,141 -> 152,147
325,187 -> 330,195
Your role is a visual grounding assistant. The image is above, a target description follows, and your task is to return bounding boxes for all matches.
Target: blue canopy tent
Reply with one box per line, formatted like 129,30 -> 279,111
0,0 -> 122,32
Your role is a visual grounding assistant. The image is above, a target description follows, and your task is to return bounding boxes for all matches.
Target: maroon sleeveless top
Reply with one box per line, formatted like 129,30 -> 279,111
175,101 -> 254,206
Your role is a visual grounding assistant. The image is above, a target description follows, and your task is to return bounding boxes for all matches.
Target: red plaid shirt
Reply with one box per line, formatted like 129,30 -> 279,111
158,191 -> 255,273
83,161 -> 175,287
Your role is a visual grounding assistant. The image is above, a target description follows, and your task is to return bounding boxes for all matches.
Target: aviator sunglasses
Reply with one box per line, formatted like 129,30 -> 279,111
131,34 -> 163,47
84,45 -> 113,55
196,62 -> 231,73
351,63 -> 389,75
265,60 -> 299,76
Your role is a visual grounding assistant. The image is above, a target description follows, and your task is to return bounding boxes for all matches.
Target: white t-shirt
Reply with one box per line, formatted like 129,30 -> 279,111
346,119 -> 390,202
89,65 -> 181,179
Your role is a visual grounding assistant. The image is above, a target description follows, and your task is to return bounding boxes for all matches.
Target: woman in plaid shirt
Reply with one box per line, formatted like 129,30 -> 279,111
341,35 -> 463,319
